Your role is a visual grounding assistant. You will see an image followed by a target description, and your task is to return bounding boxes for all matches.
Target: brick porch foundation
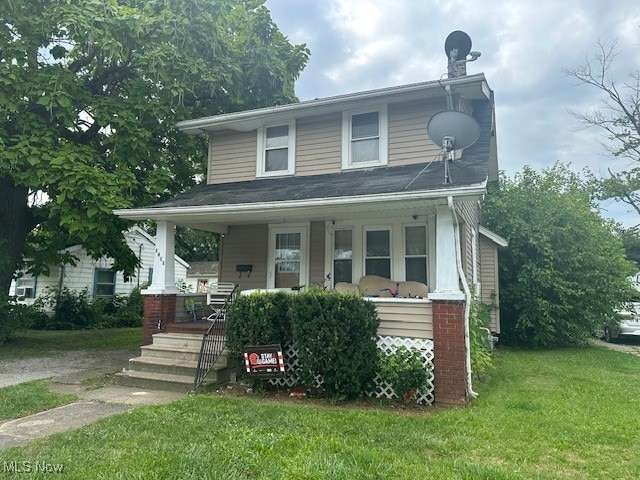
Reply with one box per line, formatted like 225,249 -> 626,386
142,294 -> 176,345
432,299 -> 468,406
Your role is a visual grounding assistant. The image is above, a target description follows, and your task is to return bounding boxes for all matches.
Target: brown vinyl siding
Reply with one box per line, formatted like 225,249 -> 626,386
207,98 -> 453,183
219,224 -> 268,291
479,236 -> 500,333
309,221 -> 326,286
456,201 -> 481,285
388,99 -> 445,167
208,130 -> 257,184
373,300 -> 433,339
296,113 -> 342,175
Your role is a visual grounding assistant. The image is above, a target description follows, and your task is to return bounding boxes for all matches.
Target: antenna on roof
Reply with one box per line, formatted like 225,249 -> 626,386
445,30 -> 481,78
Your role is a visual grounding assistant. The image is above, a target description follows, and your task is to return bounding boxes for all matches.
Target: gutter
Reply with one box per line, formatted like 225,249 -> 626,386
448,196 -> 478,399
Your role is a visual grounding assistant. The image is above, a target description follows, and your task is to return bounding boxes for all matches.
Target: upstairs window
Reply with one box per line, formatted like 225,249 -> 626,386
257,122 -> 295,177
342,106 -> 388,169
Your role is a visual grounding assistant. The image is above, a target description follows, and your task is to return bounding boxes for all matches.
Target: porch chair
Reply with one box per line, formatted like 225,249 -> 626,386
205,282 -> 238,322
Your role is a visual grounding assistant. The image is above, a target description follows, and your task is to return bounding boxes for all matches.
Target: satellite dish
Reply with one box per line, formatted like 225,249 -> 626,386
445,31 -> 472,61
427,110 -> 481,151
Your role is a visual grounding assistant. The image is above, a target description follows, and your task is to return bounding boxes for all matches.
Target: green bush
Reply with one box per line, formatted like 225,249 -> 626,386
469,297 -> 494,376
290,291 -> 380,400
226,292 -> 293,356
97,287 -> 144,328
226,290 -> 380,400
0,294 -> 36,344
32,287 -> 143,330
378,346 -> 431,403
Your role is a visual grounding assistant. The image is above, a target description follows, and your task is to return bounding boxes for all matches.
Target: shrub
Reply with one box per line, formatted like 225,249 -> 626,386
378,347 -> 431,403
290,291 -> 380,399
97,287 -> 144,328
469,297 -> 494,376
0,294 -> 36,344
226,292 -> 292,356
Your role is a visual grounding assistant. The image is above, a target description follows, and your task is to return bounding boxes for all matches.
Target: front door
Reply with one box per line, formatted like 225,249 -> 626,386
268,225 -> 309,289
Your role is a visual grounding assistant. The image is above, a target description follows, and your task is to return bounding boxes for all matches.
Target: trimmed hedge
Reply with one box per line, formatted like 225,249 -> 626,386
226,290 -> 380,399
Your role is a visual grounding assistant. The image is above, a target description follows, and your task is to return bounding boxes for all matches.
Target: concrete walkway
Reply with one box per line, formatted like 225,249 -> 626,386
0,366 -> 187,451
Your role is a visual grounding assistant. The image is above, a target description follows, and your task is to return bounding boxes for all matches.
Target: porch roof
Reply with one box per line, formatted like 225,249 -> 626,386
115,160 -> 488,231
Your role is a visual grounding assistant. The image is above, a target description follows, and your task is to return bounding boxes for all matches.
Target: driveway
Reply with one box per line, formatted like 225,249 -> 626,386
0,347 -> 138,388
592,338 -> 640,357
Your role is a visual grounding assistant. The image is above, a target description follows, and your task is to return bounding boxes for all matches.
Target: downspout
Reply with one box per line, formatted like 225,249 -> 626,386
447,196 -> 478,399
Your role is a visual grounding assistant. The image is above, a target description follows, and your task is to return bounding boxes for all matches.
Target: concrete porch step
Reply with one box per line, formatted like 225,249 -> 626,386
140,344 -> 202,363
115,365 -> 228,393
128,356 -> 199,377
151,333 -> 206,349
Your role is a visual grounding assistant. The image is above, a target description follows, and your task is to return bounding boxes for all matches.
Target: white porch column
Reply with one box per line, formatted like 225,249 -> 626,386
429,205 -> 465,300
143,220 -> 179,295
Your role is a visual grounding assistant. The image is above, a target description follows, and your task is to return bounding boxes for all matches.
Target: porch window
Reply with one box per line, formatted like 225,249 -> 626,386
405,225 -> 427,284
16,277 -> 36,299
257,122 -> 295,177
275,232 -> 302,288
94,269 -> 116,297
365,229 -> 391,278
333,229 -> 353,284
342,106 -> 388,169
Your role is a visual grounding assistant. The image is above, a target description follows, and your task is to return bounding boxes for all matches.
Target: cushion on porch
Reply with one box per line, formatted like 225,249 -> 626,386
358,275 -> 398,297
397,281 -> 429,298
334,282 -> 360,294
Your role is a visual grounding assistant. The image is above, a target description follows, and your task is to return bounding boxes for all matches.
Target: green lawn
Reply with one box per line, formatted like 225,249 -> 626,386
0,380 -> 77,422
0,328 -> 142,360
1,345 -> 639,479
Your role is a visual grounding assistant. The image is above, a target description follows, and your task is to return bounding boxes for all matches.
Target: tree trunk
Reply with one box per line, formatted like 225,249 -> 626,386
0,175 -> 38,295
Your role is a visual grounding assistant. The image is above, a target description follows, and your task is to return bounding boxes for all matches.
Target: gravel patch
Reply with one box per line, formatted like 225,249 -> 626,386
0,348 -> 139,388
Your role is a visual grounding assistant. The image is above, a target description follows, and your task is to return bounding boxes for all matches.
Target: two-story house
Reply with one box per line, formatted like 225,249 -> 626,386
115,70 -> 505,405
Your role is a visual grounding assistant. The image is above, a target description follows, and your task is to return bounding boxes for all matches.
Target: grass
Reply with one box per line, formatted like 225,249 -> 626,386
0,380 -> 77,422
0,328 -> 142,360
1,345 -> 639,479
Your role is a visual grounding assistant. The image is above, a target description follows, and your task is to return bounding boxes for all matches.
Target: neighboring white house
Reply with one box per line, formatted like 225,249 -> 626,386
9,227 -> 189,304
183,261 -> 219,293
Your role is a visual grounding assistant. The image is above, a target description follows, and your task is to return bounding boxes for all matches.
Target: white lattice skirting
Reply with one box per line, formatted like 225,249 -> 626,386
269,336 -> 435,405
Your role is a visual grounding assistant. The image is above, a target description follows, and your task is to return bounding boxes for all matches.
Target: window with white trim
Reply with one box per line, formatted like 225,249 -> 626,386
404,225 -> 428,284
342,106 -> 388,169
365,229 -> 391,278
94,269 -> 116,297
257,122 -> 295,177
333,229 -> 353,284
16,277 -> 36,299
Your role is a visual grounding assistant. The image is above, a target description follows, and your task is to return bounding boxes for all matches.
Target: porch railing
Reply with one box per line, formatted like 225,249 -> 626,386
192,285 -> 238,392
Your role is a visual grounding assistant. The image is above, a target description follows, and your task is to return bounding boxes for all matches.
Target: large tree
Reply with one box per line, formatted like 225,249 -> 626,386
484,164 -> 635,348
564,39 -> 640,219
0,0 -> 308,293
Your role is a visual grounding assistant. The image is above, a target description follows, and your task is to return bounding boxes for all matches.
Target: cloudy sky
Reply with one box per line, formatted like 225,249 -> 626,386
265,0 -> 640,227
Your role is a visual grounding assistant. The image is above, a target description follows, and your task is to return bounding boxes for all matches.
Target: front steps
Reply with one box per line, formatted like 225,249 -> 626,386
115,333 -> 229,393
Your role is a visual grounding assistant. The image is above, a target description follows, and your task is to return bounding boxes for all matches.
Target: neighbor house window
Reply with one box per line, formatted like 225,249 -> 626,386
257,122 -> 295,177
333,229 -> 353,284
16,277 -> 36,299
404,225 -> 427,284
365,229 -> 391,278
342,106 -> 388,169
94,269 -> 116,297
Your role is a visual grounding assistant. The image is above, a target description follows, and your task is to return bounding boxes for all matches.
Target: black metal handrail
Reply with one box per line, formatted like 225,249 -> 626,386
192,285 -> 238,392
